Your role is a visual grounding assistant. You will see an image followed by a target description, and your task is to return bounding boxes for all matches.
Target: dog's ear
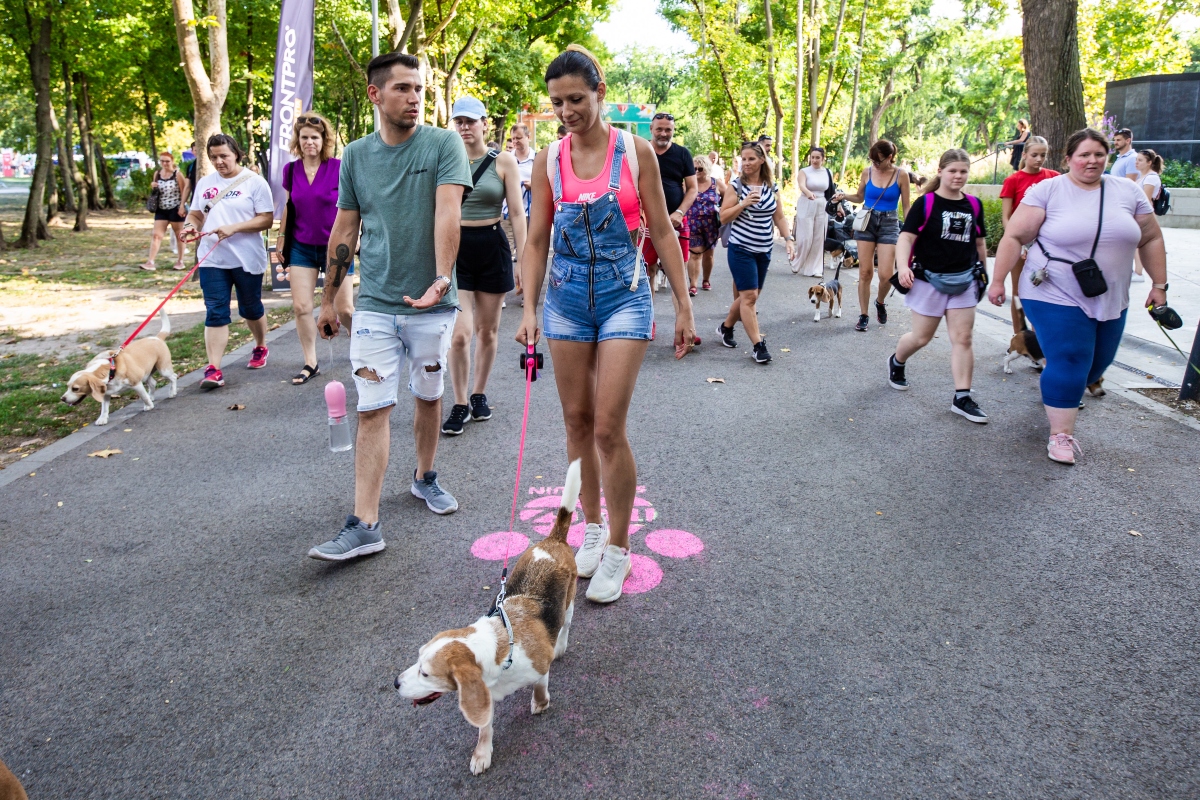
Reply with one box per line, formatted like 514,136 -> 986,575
87,374 -> 107,403
447,643 -> 492,728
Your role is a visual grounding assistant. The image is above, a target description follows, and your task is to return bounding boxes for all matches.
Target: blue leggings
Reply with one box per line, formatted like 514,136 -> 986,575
1021,299 -> 1127,409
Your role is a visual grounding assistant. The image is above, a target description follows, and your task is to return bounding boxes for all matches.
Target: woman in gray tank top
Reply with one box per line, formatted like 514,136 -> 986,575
441,96 -> 529,435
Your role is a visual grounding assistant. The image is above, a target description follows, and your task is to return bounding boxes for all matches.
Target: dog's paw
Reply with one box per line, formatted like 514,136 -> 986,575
95,417 -> 109,426
470,747 -> 493,775
531,696 -> 550,715
1003,365 -> 1013,374
168,388 -> 178,398
142,402 -> 154,411
835,309 -> 842,318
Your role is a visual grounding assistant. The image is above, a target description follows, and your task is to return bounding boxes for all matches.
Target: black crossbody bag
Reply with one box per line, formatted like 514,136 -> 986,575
1036,178 -> 1108,298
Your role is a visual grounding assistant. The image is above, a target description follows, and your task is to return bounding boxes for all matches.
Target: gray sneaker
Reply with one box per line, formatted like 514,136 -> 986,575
411,470 -> 459,515
308,515 -> 386,561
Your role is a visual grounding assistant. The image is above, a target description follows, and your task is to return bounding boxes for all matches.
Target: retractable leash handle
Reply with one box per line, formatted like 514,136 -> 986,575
519,343 -> 543,381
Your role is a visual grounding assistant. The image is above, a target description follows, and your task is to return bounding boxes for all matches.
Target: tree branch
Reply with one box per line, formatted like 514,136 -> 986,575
331,19 -> 368,83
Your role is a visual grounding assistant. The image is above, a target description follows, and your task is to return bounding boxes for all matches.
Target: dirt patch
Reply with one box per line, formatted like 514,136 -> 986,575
1134,387 -> 1200,421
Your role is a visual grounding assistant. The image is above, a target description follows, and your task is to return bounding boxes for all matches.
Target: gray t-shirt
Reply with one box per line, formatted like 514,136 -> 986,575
337,127 -> 473,315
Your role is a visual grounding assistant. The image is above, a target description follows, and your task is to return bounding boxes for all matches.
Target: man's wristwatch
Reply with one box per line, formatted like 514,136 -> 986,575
434,275 -> 452,294
1153,282 -> 1168,291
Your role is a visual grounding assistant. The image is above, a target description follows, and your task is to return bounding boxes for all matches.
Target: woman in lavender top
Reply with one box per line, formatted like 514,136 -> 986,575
990,128 -> 1168,465
272,113 -> 353,384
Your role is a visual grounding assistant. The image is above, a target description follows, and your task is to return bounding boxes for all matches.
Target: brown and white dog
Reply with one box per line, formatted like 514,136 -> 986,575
1002,326 -> 1045,374
807,262 -> 843,322
61,310 -> 177,426
0,756 -> 28,800
396,459 -> 581,775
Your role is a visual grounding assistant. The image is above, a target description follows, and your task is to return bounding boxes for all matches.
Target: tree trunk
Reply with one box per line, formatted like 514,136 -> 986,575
245,11 -> 255,166
763,0 -> 784,182
54,135 -> 73,214
78,75 -> 115,209
140,73 -> 158,158
47,104 -> 61,225
791,0 -> 803,183
868,68 -> 895,144
1021,0 -> 1086,169
60,63 -> 79,211
807,0 -> 820,148
74,72 -> 99,210
17,12 -> 53,248
172,0 -> 231,178
839,0 -> 868,180
444,26 -> 480,120
813,0 -> 847,146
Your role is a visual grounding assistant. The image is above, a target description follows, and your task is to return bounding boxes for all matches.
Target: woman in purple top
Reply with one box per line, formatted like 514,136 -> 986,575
990,128 -> 1168,465
272,113 -> 353,384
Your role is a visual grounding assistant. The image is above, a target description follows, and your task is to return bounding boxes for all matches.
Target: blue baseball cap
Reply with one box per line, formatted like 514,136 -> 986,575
450,96 -> 487,121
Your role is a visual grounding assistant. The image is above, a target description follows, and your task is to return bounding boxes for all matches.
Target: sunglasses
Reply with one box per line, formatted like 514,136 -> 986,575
652,113 -> 674,121
295,115 -> 325,125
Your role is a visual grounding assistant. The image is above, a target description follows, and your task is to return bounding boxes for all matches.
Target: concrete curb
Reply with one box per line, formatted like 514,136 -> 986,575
0,320 -> 299,491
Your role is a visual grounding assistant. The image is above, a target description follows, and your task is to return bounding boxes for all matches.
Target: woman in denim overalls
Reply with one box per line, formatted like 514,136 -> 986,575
517,46 -> 696,604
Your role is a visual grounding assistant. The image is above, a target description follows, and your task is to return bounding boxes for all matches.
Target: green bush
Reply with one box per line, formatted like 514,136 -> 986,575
981,196 -> 1003,256
1161,159 -> 1200,189
116,167 -> 155,209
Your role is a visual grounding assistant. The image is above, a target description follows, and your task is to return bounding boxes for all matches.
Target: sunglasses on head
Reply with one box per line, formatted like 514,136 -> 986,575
296,115 -> 324,125
652,113 -> 674,121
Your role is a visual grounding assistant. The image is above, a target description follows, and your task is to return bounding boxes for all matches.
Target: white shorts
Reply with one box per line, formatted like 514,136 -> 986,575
349,309 -> 457,409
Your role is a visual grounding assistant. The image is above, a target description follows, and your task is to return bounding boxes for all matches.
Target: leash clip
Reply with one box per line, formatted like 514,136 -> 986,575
488,568 -> 514,671
519,344 -> 543,381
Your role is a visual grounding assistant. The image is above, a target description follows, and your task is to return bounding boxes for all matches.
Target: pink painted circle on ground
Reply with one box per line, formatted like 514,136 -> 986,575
644,529 -> 704,559
566,522 -> 587,548
471,532 -> 529,561
622,553 -> 663,594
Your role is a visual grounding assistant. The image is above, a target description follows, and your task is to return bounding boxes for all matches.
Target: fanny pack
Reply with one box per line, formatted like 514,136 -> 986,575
923,267 -> 976,296
1035,178 -> 1108,298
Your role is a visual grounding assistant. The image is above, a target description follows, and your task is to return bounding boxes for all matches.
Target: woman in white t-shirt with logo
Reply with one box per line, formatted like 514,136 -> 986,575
180,134 -> 276,390
790,147 -> 832,277
1130,149 -> 1164,283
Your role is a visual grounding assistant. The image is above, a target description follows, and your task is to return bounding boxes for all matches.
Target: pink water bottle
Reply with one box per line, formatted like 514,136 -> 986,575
325,380 -> 353,452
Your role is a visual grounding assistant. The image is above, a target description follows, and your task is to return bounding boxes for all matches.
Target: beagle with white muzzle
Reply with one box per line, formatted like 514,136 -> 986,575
60,311 -> 177,426
396,459 -> 582,775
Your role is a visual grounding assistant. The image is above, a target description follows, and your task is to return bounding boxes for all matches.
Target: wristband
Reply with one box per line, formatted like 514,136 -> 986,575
1153,282 -> 1168,291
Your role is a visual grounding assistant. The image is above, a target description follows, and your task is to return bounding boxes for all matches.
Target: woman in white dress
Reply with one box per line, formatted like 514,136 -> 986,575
789,147 -> 831,277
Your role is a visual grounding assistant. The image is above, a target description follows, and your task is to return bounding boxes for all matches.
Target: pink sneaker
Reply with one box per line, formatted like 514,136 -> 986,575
1047,433 -> 1082,465
247,345 -> 269,369
200,365 -> 224,390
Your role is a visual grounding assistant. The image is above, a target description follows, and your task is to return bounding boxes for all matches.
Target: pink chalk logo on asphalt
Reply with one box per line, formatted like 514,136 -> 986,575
470,483 -> 702,595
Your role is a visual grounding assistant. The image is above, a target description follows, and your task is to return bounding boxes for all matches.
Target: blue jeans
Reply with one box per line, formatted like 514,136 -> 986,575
543,132 -> 652,343
199,266 -> 265,327
727,244 -> 771,292
1021,298 -> 1127,409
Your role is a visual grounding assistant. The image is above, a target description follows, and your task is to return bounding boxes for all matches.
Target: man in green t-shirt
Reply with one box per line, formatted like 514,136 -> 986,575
310,52 -> 473,562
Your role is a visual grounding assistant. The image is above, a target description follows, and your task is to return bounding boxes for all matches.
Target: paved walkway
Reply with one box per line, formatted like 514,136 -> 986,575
2,245 -> 1197,798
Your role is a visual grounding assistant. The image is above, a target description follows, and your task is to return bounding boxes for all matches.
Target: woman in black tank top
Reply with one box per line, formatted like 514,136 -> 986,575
140,151 -> 191,271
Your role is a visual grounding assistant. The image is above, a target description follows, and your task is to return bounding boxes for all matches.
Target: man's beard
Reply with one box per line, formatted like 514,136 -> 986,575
383,109 -> 418,129
654,137 -> 671,148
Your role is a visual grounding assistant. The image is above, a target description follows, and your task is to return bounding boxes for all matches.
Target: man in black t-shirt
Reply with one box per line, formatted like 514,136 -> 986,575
644,113 -> 697,303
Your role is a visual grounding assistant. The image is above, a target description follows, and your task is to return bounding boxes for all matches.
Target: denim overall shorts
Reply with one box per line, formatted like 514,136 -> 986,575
543,134 -> 654,343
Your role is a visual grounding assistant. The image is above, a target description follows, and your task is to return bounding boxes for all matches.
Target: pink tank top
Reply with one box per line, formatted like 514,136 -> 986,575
557,126 -> 641,231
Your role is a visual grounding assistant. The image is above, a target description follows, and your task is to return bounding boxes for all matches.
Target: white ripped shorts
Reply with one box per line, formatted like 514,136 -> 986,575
349,308 -> 457,410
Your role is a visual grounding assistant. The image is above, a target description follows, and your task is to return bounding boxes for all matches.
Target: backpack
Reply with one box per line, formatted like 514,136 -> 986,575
1153,185 -> 1170,216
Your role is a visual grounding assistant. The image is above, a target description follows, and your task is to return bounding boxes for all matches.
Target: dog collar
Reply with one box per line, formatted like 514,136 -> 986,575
107,352 -> 118,383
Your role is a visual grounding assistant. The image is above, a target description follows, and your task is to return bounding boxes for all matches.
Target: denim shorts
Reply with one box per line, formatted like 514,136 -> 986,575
726,244 -> 771,292
543,255 -> 653,343
289,240 -> 327,269
198,266 -> 265,327
349,309 -> 456,408
854,210 -> 900,245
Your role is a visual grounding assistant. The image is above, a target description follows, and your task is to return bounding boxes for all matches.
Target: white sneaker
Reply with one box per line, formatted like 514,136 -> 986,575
574,522 -> 609,577
1130,273 -> 1145,283
585,545 -> 632,604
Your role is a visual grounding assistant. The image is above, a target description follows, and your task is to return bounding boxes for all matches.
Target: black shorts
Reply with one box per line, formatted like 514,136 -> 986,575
154,205 -> 186,223
456,224 -> 514,294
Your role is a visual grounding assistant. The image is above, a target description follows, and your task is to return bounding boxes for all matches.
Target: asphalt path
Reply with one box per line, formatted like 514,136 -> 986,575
2,245 -> 1198,799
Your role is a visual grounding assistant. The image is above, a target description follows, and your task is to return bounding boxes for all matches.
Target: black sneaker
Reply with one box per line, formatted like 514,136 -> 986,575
951,394 -> 988,424
469,393 -> 491,421
876,301 -> 888,325
441,404 -> 470,435
888,355 -> 908,390
855,314 -> 869,332
752,341 -> 772,364
717,323 -> 737,348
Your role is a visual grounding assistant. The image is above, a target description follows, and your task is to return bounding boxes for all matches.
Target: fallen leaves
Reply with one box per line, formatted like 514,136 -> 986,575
1129,530 -> 1143,537
780,348 -> 791,352
706,377 -> 725,384
228,404 -> 245,411
88,448 -> 122,458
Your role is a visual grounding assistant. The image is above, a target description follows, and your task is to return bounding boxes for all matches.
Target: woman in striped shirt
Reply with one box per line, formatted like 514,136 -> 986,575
714,141 -> 794,363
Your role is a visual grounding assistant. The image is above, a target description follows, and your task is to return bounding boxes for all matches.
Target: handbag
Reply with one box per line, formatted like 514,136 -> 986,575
280,161 -> 298,268
719,178 -> 741,247
1035,178 -> 1108,298
145,183 -> 160,213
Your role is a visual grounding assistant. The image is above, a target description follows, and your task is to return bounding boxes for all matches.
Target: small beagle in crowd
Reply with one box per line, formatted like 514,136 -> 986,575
1003,321 -> 1105,398
396,459 -> 582,775
808,260 -> 843,322
61,310 -> 177,426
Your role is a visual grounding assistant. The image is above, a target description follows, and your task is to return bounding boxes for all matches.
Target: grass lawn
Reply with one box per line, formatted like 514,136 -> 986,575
0,306 -> 292,468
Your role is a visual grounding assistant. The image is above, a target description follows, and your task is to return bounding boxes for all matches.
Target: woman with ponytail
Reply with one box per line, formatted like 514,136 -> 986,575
516,44 -> 696,604
999,135 -> 1058,333
1130,149 -> 1165,282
